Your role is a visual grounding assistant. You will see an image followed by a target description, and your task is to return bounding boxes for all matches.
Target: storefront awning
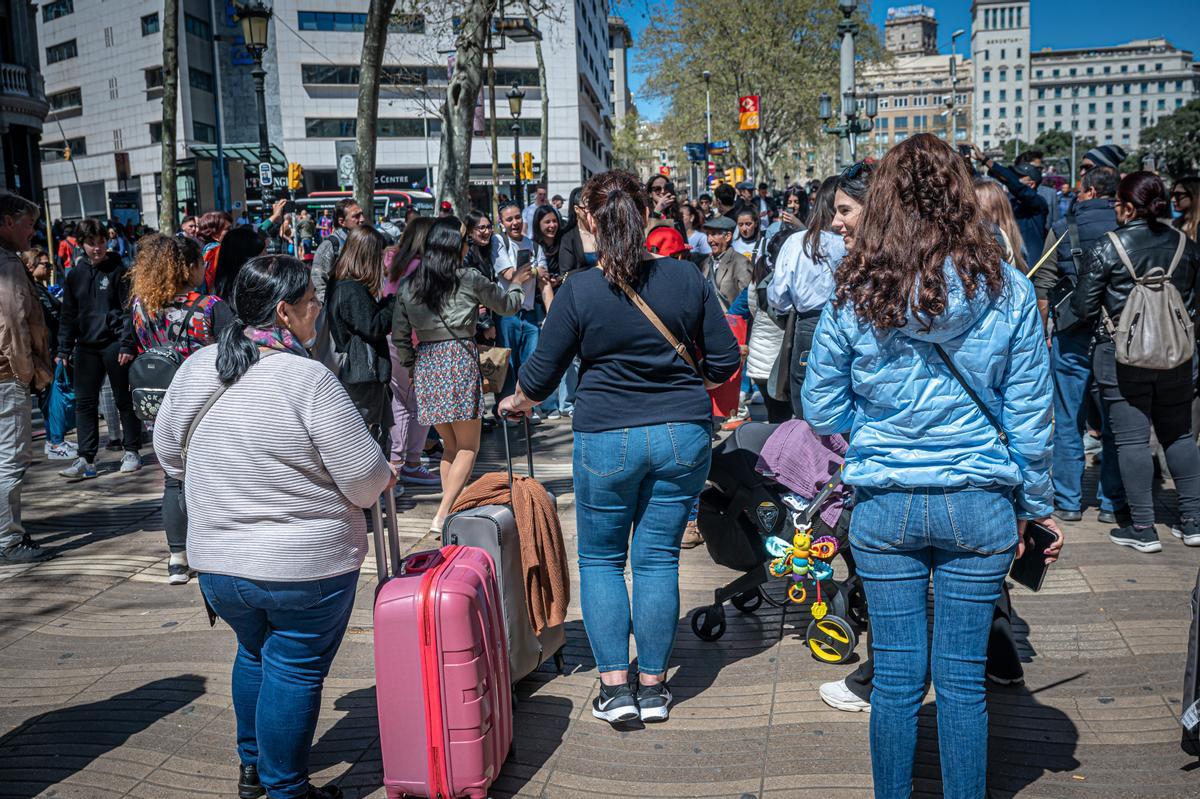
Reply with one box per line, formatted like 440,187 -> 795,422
189,143 -> 288,171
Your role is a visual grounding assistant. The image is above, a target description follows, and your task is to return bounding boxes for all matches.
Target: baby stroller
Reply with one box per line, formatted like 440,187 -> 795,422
691,421 -> 867,664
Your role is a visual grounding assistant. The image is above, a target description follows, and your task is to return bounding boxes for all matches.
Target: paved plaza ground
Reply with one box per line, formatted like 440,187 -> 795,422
1,419 -> 1198,798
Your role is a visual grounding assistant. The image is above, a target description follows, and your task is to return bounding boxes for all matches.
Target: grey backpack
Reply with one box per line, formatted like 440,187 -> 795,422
1104,228 -> 1193,370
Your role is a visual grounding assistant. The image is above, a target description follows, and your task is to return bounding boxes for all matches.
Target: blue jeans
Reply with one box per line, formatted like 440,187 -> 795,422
497,309 -> 540,398
199,570 -> 359,799
1051,329 -> 1119,512
849,487 -> 1017,799
538,358 -> 579,415
574,422 -> 711,675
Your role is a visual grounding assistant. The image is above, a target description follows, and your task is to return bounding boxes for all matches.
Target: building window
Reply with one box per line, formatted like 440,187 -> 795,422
1155,62 -> 1163,72
304,117 -> 452,138
149,122 -> 163,144
1106,85 -> 1114,95
48,87 -> 82,112
1088,119 -> 1096,131
108,77 -> 119,100
300,63 -> 433,86
1037,106 -> 1045,117
193,122 -> 217,143
40,137 -> 87,162
1106,118 -> 1114,129
1035,69 -> 1043,79
1052,69 -> 1060,78
983,71 -> 991,84
297,11 -> 425,34
999,90 -> 1006,102
1016,89 -> 1023,101
1087,67 -> 1094,75
1088,102 -> 1096,114
145,67 -> 164,90
999,106 -> 1007,118
983,90 -> 991,103
1000,48 -> 1006,60
1054,104 -> 1063,115
983,108 -> 991,119
1038,122 -> 1046,133
983,124 -> 990,136
1054,87 -> 1062,98
1106,102 -> 1114,112
189,68 -> 215,93
1177,80 -> 1185,91
1158,99 -> 1166,110
1123,100 -> 1131,111
141,12 -> 159,35
45,40 -> 78,65
1121,65 -> 1128,73
184,14 -> 213,40
999,69 -> 1007,82
42,0 -> 74,22
1015,68 -> 1023,81
104,26 -> 114,47
1104,66 -> 1111,74
1069,68 -> 1077,77
1138,64 -> 1146,72
1037,89 -> 1045,99
1123,117 -> 1131,127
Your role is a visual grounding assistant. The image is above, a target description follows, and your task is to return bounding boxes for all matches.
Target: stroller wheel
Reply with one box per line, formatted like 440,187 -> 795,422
846,581 -> 869,628
691,605 -> 727,641
805,615 -> 857,664
731,590 -> 763,614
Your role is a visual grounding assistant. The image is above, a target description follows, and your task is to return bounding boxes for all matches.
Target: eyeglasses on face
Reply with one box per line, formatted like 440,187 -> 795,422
1171,191 -> 1191,200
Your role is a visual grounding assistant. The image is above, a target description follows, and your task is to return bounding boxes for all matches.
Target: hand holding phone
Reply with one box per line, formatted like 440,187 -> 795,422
1010,517 -> 1063,592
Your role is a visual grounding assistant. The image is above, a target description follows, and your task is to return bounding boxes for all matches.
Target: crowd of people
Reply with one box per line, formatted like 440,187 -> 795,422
1,131 -> 1199,798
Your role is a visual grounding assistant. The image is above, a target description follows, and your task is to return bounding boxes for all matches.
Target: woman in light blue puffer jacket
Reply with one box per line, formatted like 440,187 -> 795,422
802,135 -> 1062,799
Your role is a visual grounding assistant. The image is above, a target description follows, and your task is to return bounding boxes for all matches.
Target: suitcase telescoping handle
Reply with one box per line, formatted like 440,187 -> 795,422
498,411 -> 536,485
371,488 -> 403,582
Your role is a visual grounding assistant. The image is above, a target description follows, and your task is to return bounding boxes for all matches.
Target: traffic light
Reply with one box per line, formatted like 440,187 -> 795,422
734,167 -> 746,183
521,152 -> 534,181
287,162 -> 304,191
62,145 -> 71,161
723,168 -> 736,184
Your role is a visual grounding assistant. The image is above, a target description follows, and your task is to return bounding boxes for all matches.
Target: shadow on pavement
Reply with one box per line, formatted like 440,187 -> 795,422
0,674 -> 207,799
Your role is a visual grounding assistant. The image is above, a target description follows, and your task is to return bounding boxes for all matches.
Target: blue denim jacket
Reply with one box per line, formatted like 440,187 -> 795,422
802,260 -> 1053,520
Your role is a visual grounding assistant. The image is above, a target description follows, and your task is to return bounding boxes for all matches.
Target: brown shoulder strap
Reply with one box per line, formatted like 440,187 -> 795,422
615,280 -> 703,376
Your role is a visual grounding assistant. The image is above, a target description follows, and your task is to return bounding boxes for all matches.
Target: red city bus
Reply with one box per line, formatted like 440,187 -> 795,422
299,190 -> 436,221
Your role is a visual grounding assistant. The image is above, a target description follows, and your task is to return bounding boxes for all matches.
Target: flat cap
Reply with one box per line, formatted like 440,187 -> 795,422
702,215 -> 736,232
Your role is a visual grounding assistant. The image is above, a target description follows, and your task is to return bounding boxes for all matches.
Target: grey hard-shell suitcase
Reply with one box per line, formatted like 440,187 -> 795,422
444,417 -> 566,684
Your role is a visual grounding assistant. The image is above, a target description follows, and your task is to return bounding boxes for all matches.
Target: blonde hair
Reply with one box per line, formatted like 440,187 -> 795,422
335,226 -> 386,296
973,178 -> 1027,272
19,247 -> 49,271
1173,177 -> 1200,241
128,233 -> 193,315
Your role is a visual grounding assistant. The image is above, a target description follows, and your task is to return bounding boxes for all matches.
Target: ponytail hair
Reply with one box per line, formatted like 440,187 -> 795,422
216,255 -> 309,385
581,170 -> 648,286
1117,171 -> 1171,228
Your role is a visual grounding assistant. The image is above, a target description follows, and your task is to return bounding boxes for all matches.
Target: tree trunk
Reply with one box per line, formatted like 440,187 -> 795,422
438,0 -> 497,214
520,0 -> 550,186
158,0 -> 179,233
354,0 -> 397,216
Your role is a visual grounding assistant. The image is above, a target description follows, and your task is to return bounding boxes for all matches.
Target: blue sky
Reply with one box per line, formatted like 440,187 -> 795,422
613,0 -> 1200,121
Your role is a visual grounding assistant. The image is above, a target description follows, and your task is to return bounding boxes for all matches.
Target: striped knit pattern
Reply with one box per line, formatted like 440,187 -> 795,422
153,345 -> 394,581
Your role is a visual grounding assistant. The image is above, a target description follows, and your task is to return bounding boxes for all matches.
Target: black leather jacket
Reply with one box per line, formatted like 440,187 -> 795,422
1072,218 -> 1200,324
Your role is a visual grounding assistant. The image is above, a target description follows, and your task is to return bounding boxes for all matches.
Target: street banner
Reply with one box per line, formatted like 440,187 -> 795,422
684,142 -> 707,162
335,140 -> 357,189
739,95 -> 760,131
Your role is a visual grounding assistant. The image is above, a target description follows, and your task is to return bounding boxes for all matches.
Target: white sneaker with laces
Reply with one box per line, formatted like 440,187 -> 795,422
819,679 -> 871,712
44,441 -> 78,460
119,451 -> 142,474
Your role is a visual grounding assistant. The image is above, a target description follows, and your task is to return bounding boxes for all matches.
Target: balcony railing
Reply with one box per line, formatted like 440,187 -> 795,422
0,63 -> 47,101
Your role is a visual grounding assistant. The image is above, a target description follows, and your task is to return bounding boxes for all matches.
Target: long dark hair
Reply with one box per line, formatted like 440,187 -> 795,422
581,170 -> 648,286
389,216 -> 434,283
782,187 -> 809,224
216,255 -> 310,384
532,205 -> 561,250
407,217 -> 464,314
1118,171 -> 1171,230
562,186 -> 585,233
212,225 -> 266,305
803,176 -> 839,259
834,134 -> 1004,331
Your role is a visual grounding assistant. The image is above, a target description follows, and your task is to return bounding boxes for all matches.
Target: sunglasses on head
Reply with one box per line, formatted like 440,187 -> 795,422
842,161 -> 869,180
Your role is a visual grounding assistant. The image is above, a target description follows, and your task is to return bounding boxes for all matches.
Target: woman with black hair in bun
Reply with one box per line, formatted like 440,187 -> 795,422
1075,171 -> 1200,553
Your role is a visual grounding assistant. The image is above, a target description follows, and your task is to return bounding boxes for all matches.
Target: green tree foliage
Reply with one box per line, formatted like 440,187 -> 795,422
1137,99 -> 1200,178
611,111 -> 647,173
637,0 -> 883,180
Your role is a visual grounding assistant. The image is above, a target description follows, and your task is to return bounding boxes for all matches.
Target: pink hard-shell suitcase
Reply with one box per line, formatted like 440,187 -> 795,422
371,492 -> 513,798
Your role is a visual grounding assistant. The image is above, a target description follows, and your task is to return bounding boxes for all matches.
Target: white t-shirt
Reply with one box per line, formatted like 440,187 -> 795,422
687,230 -> 712,255
491,234 -> 544,311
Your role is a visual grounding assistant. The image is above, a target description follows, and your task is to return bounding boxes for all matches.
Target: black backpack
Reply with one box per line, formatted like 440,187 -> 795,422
129,298 -> 203,421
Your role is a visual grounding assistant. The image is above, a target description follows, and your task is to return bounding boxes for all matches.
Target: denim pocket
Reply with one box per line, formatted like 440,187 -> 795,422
849,488 -> 913,552
579,429 -> 628,477
666,423 -> 710,470
944,488 -> 1018,555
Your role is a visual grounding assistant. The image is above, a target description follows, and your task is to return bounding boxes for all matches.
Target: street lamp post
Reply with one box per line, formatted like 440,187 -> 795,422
818,89 -> 877,164
949,28 -> 964,146
1070,85 -> 1080,187
236,0 -> 274,209
835,0 -> 860,167
703,70 -> 712,193
507,81 -> 525,207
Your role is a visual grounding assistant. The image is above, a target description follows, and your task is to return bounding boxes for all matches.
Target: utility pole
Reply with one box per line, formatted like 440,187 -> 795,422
703,70 -> 712,193
837,0 -> 859,168
1070,85 -> 1079,188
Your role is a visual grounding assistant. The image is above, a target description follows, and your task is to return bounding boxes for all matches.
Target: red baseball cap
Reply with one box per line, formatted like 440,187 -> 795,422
440,200 -> 452,212
645,225 -> 690,258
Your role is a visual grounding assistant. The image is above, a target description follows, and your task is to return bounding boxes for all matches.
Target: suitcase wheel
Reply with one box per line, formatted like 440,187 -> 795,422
805,615 -> 857,664
731,589 -> 763,614
691,604 -> 727,641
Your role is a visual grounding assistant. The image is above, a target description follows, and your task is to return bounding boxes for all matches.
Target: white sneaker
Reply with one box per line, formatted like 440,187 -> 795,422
819,679 -> 871,712
119,451 -> 142,474
59,457 -> 97,479
546,410 -> 562,421
44,440 -> 78,460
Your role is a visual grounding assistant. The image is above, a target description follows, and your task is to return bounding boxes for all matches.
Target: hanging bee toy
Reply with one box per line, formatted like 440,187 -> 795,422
765,496 -> 842,619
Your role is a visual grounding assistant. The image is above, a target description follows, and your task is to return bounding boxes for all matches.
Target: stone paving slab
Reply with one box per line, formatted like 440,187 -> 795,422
0,420 -> 1198,798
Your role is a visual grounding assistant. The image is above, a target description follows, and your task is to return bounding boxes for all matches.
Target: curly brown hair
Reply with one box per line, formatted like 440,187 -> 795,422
834,133 -> 1005,331
128,233 -> 194,315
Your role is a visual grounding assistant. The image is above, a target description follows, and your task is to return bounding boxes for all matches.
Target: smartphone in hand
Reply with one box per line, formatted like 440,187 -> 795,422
1010,520 -> 1059,592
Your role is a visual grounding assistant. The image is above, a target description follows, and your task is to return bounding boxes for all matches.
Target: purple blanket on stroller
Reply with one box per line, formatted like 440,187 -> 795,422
755,420 -> 848,529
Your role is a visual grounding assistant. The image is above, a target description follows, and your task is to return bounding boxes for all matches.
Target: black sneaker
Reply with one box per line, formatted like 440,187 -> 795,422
1109,524 -> 1162,553
1,536 -> 53,564
636,682 -> 673,723
1053,508 -> 1082,522
591,682 -> 640,723
303,783 -> 343,799
1171,518 -> 1200,547
237,764 -> 264,799
167,562 -> 191,585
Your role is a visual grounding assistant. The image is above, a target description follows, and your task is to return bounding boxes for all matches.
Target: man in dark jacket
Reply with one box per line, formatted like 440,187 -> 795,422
973,147 -> 1049,268
1034,166 -> 1124,524
56,217 -> 142,479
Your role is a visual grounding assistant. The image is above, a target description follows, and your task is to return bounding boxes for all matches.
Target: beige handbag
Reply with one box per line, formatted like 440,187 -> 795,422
478,344 -> 511,395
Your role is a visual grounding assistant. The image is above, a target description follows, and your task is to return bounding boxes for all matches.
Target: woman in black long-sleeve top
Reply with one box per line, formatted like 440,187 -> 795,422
1073,171 -> 1200,553
499,170 -> 739,726
328,226 -> 394,453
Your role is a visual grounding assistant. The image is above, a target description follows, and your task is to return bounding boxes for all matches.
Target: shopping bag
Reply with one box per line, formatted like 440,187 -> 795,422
710,315 -> 748,417
47,361 -> 76,440
479,345 -> 511,395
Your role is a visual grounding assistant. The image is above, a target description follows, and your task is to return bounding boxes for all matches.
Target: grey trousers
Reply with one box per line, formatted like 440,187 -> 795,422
0,380 -> 33,549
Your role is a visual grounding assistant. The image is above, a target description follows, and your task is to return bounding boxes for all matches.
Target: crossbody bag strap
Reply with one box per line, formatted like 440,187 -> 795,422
1106,230 -> 1141,282
1166,227 -> 1188,278
1067,210 -> 1084,276
931,343 -> 1009,447
616,279 -> 704,376
181,348 -> 284,470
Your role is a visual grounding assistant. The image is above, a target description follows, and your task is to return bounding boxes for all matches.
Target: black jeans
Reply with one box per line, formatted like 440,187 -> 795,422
74,341 -> 141,462
163,476 -> 187,553
1093,340 -> 1200,528
752,378 -> 792,424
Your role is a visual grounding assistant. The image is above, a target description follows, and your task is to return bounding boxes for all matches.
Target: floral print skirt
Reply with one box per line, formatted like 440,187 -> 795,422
413,340 -> 483,426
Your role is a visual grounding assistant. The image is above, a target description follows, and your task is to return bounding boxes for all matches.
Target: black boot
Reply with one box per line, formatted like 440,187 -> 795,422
238,764 -> 264,799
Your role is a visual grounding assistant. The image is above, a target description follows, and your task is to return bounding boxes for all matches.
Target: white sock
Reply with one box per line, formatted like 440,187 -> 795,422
169,552 -> 188,567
